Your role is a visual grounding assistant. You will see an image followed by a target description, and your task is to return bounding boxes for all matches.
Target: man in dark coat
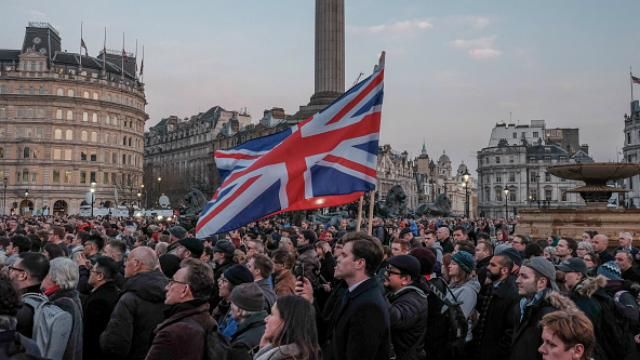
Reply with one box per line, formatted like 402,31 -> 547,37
298,232 -> 390,360
474,240 -> 493,286
384,255 -> 428,360
83,256 -> 120,360
510,257 -> 576,360
472,253 -> 519,360
100,247 -> 168,360
9,252 -> 49,339
145,259 -> 217,360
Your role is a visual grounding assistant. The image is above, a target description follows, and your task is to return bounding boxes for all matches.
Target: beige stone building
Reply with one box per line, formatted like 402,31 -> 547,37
0,22 -> 147,215
144,107 -> 291,207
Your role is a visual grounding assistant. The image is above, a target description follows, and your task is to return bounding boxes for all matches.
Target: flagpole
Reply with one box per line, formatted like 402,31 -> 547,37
631,66 -> 634,103
141,45 -> 144,83
135,39 -> 138,78
79,22 -> 83,71
121,32 -> 125,80
367,190 -> 375,236
102,27 -> 107,77
356,194 -> 364,232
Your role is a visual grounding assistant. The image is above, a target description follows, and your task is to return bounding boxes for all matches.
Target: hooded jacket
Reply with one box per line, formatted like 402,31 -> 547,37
100,269 -> 168,360
448,276 -> 481,342
510,290 -> 577,360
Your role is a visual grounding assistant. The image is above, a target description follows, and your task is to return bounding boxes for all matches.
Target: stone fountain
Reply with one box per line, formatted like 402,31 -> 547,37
516,163 -> 640,243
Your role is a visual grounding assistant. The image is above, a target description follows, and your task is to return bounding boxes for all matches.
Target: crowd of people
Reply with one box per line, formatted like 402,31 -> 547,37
0,214 -> 639,360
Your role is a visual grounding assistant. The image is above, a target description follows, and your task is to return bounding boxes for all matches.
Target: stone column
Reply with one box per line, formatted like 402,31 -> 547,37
311,0 -> 344,105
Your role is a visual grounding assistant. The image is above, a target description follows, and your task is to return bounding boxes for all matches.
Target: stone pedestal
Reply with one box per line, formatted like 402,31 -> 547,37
517,208 -> 640,246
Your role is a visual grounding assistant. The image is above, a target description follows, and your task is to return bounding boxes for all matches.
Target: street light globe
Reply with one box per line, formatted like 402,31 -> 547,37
157,177 -> 162,182
157,215 -> 163,220
504,188 -> 510,196
90,188 -> 95,193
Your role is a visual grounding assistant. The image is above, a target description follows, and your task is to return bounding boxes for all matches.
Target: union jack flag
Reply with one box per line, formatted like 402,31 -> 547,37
196,53 -> 385,237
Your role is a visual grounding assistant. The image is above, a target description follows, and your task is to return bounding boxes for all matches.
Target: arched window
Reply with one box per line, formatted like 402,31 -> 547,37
67,89 -> 74,97
56,88 -> 64,96
54,129 -> 62,140
83,91 -> 89,99
82,112 -> 88,122
23,147 -> 30,159
55,109 -> 62,119
66,130 -> 73,140
495,186 -> 503,202
92,113 -> 97,122
91,132 -> 97,142
81,131 -> 88,142
128,137 -> 132,147
66,110 -> 73,120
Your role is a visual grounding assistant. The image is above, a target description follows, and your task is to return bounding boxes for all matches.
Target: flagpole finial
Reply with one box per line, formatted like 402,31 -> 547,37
374,51 -> 386,72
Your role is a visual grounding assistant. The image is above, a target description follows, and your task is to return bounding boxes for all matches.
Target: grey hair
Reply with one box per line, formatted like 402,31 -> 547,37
577,241 -> 593,252
130,246 -> 159,270
48,257 -> 79,290
544,246 -> 557,256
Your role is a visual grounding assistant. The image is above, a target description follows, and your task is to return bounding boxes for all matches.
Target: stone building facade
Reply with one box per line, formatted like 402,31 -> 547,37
376,144 -> 418,210
623,100 -> 640,207
0,22 -> 147,215
414,144 -> 478,217
477,120 -> 592,219
144,107 -> 290,207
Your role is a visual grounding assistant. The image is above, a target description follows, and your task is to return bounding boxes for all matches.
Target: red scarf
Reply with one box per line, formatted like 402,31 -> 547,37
43,284 -> 61,297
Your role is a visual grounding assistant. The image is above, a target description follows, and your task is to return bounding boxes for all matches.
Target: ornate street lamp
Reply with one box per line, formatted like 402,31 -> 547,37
90,182 -> 96,217
504,188 -> 510,220
462,168 -> 470,218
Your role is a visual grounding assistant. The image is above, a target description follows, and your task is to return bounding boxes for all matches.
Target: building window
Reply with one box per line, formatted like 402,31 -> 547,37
80,171 -> 87,184
92,113 -> 97,123
22,171 -> 29,183
23,147 -> 30,159
561,190 -> 568,202
545,188 -> 553,200
83,112 -> 88,122
90,171 -> 96,183
66,110 -> 73,120
81,152 -> 87,161
509,173 -> 516,182
81,131 -> 88,142
64,149 -> 72,161
56,109 -> 63,119
54,129 -> 62,140
496,174 -> 502,183
628,132 -> 632,144
122,154 -> 126,165
112,153 -> 117,164
512,132 -> 517,139
91,132 -> 97,142
56,88 -> 64,96
545,172 -> 551,182
67,89 -> 74,97
530,172 -> 538,182
533,132 -> 539,138
103,172 -> 109,184
90,153 -> 96,162
495,187 -> 503,202
52,170 -> 60,183
83,91 -> 90,99
509,189 -> 517,202
495,156 -> 501,164
53,149 -> 61,160
93,92 -> 99,100
66,130 -> 73,140
64,171 -> 72,184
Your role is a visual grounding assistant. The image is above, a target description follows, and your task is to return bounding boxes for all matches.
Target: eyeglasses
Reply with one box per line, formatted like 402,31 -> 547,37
168,278 -> 189,286
385,266 -> 403,276
8,266 -> 25,273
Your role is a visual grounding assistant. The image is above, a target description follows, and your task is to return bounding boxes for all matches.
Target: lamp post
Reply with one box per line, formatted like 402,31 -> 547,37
2,177 -> 6,216
462,168 -> 470,218
140,184 -> 147,209
504,188 -> 509,220
157,177 -> 162,207
137,191 -> 142,208
90,182 -> 96,217
24,189 -> 29,215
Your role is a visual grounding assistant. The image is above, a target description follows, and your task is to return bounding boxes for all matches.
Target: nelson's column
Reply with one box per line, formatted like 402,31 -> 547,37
293,0 -> 345,120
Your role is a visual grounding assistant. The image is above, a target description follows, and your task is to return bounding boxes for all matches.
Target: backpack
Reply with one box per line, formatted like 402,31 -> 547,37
591,290 -> 639,360
21,293 -> 72,360
190,319 -> 253,360
424,279 -> 468,359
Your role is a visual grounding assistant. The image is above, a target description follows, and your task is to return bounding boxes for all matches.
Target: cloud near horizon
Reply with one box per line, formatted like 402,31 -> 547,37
349,18 -> 433,34
450,35 -> 502,60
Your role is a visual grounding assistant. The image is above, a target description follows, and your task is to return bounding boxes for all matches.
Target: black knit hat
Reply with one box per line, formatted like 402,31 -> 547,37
178,237 -> 204,258
223,264 -> 254,286
387,255 -> 421,280
230,283 -> 264,312
410,247 -> 436,275
159,254 -> 181,279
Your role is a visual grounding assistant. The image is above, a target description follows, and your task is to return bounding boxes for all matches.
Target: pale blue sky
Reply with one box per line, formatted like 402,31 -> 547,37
3,0 -> 640,171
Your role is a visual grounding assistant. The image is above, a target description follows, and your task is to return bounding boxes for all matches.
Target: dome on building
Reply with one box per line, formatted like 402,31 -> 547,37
457,162 -> 469,175
438,150 -> 451,164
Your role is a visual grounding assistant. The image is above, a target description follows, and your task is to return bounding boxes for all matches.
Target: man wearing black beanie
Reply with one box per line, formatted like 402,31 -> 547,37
384,255 -> 428,360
